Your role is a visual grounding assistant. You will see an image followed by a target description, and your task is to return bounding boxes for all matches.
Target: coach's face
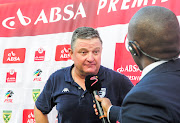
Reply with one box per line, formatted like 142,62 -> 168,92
69,38 -> 102,76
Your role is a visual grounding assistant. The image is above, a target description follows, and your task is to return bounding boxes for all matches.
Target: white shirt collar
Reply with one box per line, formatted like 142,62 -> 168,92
140,60 -> 168,80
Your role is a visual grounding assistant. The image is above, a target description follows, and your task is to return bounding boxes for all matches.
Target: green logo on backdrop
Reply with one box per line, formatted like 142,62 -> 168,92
32,89 -> 40,102
3,110 -> 12,123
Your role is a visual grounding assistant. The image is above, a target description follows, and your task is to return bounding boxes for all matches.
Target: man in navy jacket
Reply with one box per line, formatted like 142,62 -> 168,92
34,27 -> 133,123
94,6 -> 180,123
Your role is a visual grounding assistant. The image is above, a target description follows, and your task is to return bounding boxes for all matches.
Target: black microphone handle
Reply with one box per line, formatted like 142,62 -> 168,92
92,91 -> 108,123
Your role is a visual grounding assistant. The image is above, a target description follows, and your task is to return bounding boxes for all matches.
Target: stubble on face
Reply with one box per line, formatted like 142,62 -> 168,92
72,38 -> 102,77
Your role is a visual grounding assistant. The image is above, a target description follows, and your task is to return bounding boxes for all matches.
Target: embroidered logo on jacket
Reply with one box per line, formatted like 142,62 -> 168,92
62,88 -> 69,92
98,88 -> 106,98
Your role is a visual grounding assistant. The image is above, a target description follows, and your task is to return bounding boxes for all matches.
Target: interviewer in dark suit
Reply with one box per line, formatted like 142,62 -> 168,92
94,6 -> 180,123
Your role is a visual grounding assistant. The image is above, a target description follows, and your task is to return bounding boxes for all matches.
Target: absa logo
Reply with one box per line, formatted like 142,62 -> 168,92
2,9 -> 31,29
23,109 -> 35,123
55,44 -> 71,61
3,48 -> 26,63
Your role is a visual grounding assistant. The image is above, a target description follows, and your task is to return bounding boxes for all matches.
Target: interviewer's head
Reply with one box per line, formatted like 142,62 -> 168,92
127,6 -> 180,70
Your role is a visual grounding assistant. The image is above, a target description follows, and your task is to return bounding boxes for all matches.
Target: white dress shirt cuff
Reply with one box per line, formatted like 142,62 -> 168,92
107,105 -> 113,123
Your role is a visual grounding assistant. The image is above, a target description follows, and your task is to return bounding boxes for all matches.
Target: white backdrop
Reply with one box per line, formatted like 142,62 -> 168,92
0,0 -> 180,122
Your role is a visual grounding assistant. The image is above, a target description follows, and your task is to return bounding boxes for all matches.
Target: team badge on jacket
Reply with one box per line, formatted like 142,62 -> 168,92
98,88 -> 106,98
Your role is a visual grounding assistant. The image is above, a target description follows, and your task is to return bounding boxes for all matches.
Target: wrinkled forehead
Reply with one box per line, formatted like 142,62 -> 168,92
74,38 -> 102,48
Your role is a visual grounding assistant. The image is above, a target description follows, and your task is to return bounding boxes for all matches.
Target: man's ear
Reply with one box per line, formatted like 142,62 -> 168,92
132,43 -> 141,56
129,41 -> 141,56
68,48 -> 73,60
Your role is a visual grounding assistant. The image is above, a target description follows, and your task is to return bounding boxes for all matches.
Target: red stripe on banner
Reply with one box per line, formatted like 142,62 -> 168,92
114,34 -> 142,85
0,0 -> 180,37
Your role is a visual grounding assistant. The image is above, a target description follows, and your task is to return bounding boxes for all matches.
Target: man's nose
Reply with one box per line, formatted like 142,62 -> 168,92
87,53 -> 94,62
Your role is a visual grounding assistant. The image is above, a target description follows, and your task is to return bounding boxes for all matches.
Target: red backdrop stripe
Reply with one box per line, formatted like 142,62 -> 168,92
0,0 -> 179,37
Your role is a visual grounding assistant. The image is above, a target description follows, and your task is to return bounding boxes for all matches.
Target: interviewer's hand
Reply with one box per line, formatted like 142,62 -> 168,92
93,95 -> 112,117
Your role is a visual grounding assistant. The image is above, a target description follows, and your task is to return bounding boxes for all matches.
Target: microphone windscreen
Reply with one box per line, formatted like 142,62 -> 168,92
85,75 -> 101,93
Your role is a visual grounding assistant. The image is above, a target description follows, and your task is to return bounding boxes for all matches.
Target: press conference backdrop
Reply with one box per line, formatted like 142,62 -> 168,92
0,0 -> 180,122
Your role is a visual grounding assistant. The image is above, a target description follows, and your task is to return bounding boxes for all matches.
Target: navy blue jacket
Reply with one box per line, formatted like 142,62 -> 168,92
110,59 -> 180,123
35,65 -> 133,123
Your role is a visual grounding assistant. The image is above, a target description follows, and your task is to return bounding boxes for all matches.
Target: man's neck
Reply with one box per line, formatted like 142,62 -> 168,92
71,67 -> 86,90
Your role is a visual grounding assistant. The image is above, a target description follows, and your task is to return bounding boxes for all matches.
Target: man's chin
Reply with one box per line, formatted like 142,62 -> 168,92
84,70 -> 97,75
83,66 -> 98,75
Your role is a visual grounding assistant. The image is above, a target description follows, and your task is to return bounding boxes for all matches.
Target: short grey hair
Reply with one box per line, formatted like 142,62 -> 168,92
71,27 -> 102,51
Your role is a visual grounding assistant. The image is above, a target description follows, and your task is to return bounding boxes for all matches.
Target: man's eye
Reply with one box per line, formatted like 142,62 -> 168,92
81,51 -> 87,54
94,50 -> 99,54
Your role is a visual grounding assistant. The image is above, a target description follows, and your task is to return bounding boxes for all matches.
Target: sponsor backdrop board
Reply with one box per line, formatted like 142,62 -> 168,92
0,0 -> 180,122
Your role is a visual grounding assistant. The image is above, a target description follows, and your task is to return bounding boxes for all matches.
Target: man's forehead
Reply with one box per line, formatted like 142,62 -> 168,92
74,39 -> 102,50
75,38 -> 101,45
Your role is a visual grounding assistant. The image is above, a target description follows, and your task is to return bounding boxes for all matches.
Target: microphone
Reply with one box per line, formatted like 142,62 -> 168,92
85,75 -> 108,123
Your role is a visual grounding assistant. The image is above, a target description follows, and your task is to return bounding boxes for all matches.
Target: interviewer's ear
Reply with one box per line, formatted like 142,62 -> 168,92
128,41 -> 140,56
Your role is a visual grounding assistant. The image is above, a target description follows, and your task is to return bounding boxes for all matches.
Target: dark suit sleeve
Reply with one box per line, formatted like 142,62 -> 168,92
118,90 -> 170,123
109,106 -> 121,123
109,88 -> 172,123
